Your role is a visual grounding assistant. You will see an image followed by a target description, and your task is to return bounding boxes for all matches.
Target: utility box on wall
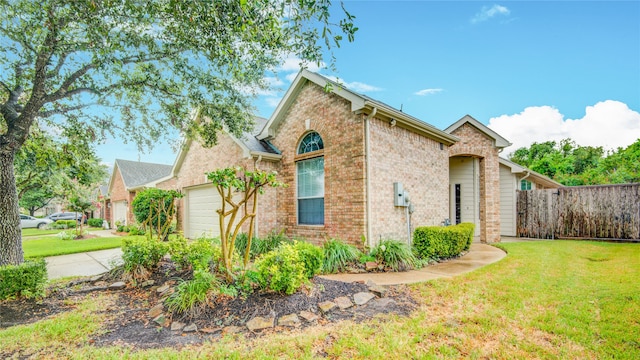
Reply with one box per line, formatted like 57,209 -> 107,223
393,182 -> 410,207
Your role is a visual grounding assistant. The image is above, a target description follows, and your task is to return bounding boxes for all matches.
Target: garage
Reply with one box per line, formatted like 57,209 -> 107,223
185,185 -> 221,239
112,201 -> 127,226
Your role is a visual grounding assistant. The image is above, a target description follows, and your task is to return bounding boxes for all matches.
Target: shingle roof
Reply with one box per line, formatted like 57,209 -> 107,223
239,116 -> 280,154
114,159 -> 173,189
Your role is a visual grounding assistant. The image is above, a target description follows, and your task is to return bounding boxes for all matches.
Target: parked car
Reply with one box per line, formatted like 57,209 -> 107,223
20,214 -> 54,229
45,212 -> 86,223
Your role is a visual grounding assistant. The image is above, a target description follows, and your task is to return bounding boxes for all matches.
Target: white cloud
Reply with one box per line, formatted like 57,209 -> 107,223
415,88 -> 443,96
471,4 -> 510,24
322,75 -> 382,93
487,100 -> 640,155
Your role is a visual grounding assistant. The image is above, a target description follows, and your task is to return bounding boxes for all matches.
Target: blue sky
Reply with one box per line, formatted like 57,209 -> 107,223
96,1 -> 640,166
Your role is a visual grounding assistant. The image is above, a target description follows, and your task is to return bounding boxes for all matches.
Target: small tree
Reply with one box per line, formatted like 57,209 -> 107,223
131,188 -> 183,241
206,167 -> 285,282
67,195 -> 93,238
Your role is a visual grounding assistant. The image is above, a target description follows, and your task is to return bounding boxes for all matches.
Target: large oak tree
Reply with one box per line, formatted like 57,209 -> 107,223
0,0 -> 356,265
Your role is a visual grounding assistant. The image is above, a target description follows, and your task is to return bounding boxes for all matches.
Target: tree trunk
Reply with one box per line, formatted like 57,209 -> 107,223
0,150 -> 24,266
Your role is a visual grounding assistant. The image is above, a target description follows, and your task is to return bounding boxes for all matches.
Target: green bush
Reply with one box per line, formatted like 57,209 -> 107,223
370,239 -> 420,271
53,220 -> 77,229
168,236 -> 217,271
293,241 -> 324,279
122,237 -> 168,280
321,238 -> 361,274
413,222 -> 475,260
87,218 -> 103,227
0,259 -> 48,300
56,230 -> 74,240
165,269 -> 218,314
255,243 -> 307,295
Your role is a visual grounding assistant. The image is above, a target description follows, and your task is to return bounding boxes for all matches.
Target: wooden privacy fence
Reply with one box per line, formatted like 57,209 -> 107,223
517,183 -> 640,240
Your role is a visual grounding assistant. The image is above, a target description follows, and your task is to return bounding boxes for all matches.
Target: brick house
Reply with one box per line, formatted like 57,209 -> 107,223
159,70 -> 557,246
105,159 -> 173,227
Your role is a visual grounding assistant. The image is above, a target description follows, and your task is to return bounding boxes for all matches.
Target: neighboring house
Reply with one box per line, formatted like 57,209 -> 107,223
498,157 -> 563,236
106,159 -> 173,226
158,70 -> 559,246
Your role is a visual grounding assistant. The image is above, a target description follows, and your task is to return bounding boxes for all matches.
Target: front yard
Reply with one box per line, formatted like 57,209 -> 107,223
1,240 -> 638,358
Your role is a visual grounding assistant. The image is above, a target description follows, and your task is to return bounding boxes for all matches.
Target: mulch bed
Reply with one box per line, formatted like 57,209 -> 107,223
0,259 -> 418,350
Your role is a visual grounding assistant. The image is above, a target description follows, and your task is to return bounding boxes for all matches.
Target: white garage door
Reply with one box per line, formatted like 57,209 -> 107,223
113,201 -> 127,225
186,185 -> 221,239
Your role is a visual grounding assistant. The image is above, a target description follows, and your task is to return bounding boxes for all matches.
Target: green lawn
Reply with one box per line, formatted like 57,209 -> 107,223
21,228 -> 61,237
1,240 -> 638,358
22,236 -> 123,258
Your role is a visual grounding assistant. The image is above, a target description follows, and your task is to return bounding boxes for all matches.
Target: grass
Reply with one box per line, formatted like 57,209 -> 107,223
21,228 -> 61,237
1,240 -> 638,358
23,236 -> 124,258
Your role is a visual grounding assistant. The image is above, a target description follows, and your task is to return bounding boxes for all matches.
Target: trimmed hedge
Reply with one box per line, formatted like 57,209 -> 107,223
414,223 -> 475,260
87,218 -> 104,227
0,259 -> 48,300
54,219 -> 78,229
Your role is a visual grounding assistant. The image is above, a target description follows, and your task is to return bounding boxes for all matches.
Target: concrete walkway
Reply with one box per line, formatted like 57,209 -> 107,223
321,243 -> 506,285
45,233 -> 506,284
45,229 -> 123,280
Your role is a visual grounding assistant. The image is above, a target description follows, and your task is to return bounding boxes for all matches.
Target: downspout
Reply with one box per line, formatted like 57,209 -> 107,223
253,155 -> 263,236
365,107 -> 377,248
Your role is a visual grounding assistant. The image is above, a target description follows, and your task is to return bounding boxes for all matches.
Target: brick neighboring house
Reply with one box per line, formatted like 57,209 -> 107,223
159,70 -> 558,245
104,159 -> 173,227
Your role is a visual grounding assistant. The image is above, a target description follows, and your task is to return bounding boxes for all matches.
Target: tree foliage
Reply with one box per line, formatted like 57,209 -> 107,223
206,167 -> 285,283
15,123 -> 107,215
131,188 -> 183,241
508,138 -> 640,185
0,0 -> 357,265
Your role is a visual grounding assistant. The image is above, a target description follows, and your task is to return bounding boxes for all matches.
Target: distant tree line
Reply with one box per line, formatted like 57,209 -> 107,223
509,138 -> 640,186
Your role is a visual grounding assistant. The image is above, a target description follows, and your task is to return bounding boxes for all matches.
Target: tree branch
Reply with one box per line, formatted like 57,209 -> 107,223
38,102 -> 99,118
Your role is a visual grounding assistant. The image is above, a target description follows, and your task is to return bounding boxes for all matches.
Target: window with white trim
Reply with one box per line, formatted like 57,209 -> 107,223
297,132 -> 324,225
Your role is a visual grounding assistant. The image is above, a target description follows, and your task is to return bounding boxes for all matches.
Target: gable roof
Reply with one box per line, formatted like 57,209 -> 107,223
499,157 -> 563,188
257,69 -> 459,145
445,115 -> 512,149
108,159 -> 173,193
168,115 -> 282,179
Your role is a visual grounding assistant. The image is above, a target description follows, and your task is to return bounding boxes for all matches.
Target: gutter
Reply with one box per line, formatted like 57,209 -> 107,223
364,107 -> 377,248
363,100 -> 458,145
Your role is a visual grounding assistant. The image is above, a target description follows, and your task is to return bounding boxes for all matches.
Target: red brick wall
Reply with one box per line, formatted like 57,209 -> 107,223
108,167 -> 136,225
448,123 -> 501,243
269,82 -> 366,246
368,118 -> 450,245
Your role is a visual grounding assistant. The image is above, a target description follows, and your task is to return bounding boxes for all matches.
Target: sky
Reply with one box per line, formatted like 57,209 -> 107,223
96,1 -> 640,166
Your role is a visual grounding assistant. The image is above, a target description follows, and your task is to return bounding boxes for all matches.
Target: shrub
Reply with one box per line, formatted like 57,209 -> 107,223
169,236 -> 218,272
293,241 -> 323,279
131,188 -> 182,241
0,259 -> 48,300
165,269 -> 218,314
54,220 -> 77,229
87,218 -> 104,228
255,243 -> 307,295
255,230 -> 293,256
121,237 -> 168,280
321,238 -> 361,274
233,233 -> 259,258
117,225 -> 126,232
413,222 -> 475,260
56,230 -> 75,240
370,239 -> 420,271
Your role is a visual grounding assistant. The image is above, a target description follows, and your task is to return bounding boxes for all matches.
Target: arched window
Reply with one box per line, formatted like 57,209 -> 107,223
296,132 -> 324,225
297,131 -> 324,154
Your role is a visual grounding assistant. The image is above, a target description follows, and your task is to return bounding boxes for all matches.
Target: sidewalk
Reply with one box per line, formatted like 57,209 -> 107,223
46,248 -> 123,280
45,229 -> 123,280
321,243 -> 506,285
